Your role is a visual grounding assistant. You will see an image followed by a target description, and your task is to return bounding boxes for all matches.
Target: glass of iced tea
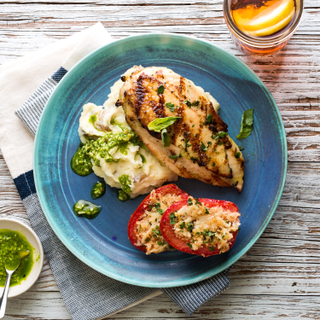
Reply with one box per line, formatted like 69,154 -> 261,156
223,0 -> 304,55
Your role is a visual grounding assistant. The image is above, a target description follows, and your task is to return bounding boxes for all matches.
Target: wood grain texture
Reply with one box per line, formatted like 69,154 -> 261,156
1,0 -> 320,318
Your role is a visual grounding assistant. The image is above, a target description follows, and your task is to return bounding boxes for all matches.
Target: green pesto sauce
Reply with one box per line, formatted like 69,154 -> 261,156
73,200 -> 102,219
91,181 -> 106,200
71,144 -> 93,176
0,229 -> 34,287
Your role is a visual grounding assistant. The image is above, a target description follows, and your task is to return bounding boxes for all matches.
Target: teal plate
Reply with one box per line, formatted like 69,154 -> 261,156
34,34 -> 287,288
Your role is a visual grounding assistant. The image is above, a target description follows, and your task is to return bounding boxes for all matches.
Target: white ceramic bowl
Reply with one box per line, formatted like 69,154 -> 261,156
0,217 -> 44,297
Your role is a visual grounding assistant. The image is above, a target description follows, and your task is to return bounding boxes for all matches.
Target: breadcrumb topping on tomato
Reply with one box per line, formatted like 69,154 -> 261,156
134,190 -> 185,254
172,197 -> 240,253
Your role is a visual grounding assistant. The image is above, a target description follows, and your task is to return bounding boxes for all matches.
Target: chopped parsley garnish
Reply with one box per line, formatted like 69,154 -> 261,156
218,141 -> 223,146
205,207 -> 210,214
187,198 -> 193,206
169,213 -> 176,225
202,229 -> 215,237
195,198 -> 201,205
239,146 -> 245,151
190,157 -> 198,163
212,162 -> 215,167
187,243 -> 192,249
235,152 -> 241,159
184,139 -> 191,150
152,227 -> 161,236
187,222 -> 193,232
165,102 -> 176,112
157,208 -> 164,215
209,247 -> 215,251
157,241 -> 164,246
169,154 -> 178,160
184,100 -> 192,107
157,85 -> 164,94
205,114 -> 212,124
201,141 -> 207,151
180,222 -> 186,229
214,131 -> 228,139
192,100 -> 200,106
145,237 -> 150,243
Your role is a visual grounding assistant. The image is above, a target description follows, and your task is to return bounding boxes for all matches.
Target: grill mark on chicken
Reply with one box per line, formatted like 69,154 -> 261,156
135,74 -> 147,121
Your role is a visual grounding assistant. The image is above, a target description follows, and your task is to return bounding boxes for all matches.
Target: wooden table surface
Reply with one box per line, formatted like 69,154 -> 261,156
1,0 -> 320,319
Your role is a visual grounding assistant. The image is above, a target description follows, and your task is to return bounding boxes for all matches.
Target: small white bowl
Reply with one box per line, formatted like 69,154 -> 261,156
0,217 -> 44,297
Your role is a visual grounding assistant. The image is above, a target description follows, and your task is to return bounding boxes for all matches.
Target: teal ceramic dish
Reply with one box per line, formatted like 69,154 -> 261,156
34,34 -> 287,288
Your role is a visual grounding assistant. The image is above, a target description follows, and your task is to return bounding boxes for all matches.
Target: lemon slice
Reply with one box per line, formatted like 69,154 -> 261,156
233,0 -> 295,35
246,7 -> 295,36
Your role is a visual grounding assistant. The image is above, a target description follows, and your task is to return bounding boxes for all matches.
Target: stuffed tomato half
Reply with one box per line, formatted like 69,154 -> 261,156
127,184 -> 189,254
160,197 -> 240,257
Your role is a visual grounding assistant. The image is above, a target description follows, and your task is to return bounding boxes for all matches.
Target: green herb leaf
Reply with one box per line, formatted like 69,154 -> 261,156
157,241 -> 164,246
148,116 -> 181,132
184,100 -> 192,107
157,85 -> 164,94
187,222 -> 193,232
209,246 -> 215,251
239,146 -> 244,151
205,207 -> 210,214
169,213 -> 176,225
237,108 -> 254,139
192,100 -> 200,107
180,222 -> 186,229
187,243 -> 192,249
195,198 -> 201,205
212,162 -> 215,167
157,208 -> 164,215
165,102 -> 175,112
161,128 -> 171,147
235,152 -> 241,159
214,131 -> 228,140
205,114 -> 212,124
187,198 -> 193,206
169,154 -> 178,160
201,141 -> 207,151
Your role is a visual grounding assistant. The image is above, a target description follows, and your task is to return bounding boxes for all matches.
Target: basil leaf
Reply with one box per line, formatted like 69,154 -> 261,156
237,109 -> 254,139
161,129 -> 171,147
148,116 -> 181,132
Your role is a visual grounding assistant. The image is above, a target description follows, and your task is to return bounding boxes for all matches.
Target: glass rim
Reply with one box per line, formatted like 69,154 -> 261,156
223,0 -> 304,48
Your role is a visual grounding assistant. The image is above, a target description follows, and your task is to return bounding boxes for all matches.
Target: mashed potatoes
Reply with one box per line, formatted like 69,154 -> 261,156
78,67 -> 178,200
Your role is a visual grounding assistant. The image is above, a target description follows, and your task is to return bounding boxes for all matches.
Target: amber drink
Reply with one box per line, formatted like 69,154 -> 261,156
224,0 -> 303,55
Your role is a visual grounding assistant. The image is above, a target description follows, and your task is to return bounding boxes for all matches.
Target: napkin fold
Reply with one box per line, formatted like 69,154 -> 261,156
0,23 -> 231,319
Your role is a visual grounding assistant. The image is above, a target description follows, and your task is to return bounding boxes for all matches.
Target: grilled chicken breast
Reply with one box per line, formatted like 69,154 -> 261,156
119,66 -> 244,191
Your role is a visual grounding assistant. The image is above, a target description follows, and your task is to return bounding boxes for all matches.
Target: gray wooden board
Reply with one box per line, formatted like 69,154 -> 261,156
0,0 -> 320,318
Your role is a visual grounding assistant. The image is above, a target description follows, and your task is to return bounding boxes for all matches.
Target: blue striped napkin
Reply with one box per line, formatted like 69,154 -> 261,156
2,23 -> 232,320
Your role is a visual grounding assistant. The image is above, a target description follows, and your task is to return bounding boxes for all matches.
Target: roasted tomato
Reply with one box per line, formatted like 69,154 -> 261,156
127,184 -> 189,254
160,197 -> 240,257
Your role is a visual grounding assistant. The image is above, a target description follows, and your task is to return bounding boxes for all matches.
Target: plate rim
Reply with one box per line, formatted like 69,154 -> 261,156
34,33 -> 288,288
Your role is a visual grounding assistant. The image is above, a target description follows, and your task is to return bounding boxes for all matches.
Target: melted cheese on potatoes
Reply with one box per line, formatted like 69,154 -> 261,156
173,198 -> 240,253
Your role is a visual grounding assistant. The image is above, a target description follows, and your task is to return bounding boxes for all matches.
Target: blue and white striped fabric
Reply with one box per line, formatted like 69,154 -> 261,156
14,66 -> 232,319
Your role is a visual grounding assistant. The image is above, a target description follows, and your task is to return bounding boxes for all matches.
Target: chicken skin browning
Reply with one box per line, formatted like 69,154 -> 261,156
119,66 -> 244,191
